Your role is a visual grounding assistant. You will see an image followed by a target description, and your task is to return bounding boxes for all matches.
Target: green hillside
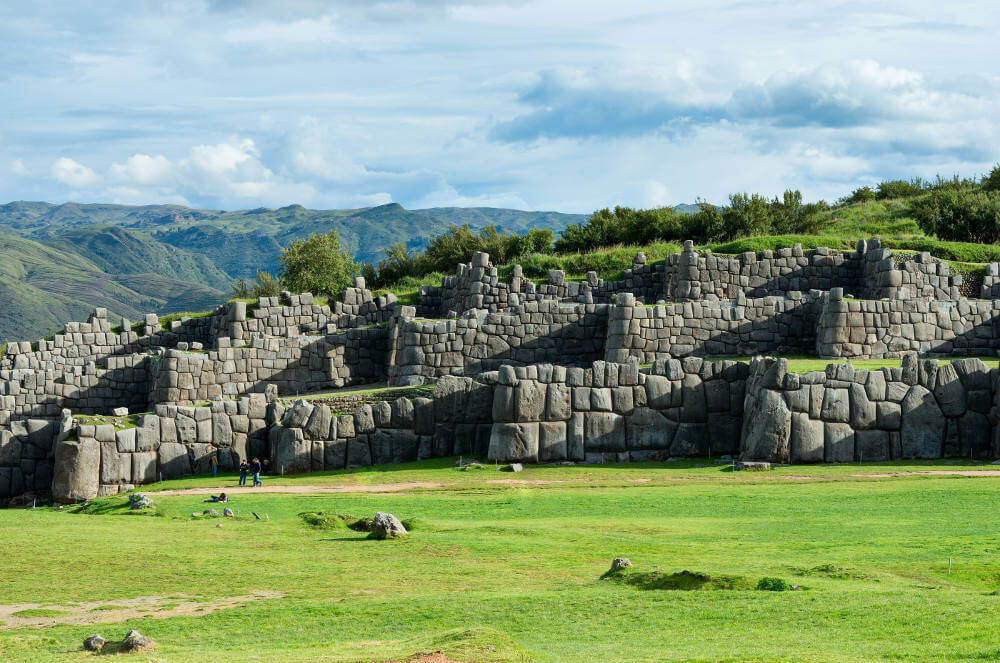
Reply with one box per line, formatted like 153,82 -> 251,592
0,201 -> 585,340
0,235 -> 225,341
36,225 -> 232,290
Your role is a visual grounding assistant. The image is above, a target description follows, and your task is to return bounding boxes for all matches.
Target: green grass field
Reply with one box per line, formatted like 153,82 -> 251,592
4,459 -> 1000,662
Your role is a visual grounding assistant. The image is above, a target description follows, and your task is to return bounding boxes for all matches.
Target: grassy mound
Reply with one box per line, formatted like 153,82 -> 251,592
605,569 -> 752,591
297,511 -> 358,530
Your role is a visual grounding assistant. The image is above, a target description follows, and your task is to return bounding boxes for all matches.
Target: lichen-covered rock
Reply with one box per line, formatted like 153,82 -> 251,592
120,629 -> 155,653
370,512 -> 407,539
83,635 -> 106,652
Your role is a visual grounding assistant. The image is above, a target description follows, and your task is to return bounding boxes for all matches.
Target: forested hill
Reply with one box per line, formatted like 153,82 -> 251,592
0,201 -> 587,340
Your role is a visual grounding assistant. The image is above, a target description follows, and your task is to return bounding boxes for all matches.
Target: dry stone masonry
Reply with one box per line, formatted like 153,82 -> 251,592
1,239 -> 999,503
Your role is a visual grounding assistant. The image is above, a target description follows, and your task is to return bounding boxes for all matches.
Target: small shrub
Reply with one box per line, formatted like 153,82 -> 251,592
756,576 -> 790,591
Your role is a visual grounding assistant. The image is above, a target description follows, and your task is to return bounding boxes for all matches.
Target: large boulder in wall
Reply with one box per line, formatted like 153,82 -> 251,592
790,413 -> 823,463
271,425 -> 311,474
900,385 -> 945,458
625,407 -> 676,450
487,423 -> 539,463
741,389 -> 791,463
52,438 -> 100,503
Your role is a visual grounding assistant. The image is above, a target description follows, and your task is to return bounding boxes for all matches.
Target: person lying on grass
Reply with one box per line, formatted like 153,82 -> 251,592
204,493 -> 229,503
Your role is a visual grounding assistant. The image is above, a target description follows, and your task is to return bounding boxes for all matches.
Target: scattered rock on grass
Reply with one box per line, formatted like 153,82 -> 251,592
223,507 -> 234,517
120,629 -> 155,653
610,557 -> 632,572
83,635 -> 105,651
129,493 -> 154,510
370,512 -> 408,539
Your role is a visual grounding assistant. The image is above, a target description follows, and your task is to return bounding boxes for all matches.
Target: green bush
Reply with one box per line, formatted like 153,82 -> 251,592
877,179 -> 926,200
912,188 -> 1000,244
756,576 -> 790,591
842,186 -> 876,205
982,165 -> 1000,193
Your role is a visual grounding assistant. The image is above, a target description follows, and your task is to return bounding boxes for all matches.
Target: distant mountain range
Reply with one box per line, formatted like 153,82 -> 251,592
0,200 -> 706,341
0,201 -> 588,340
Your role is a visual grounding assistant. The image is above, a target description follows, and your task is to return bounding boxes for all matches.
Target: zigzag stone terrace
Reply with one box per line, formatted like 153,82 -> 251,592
3,238 -> 1000,503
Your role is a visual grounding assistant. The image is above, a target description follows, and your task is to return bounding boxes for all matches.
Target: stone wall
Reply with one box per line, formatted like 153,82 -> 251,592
605,292 -> 821,362
55,396 -> 271,502
388,301 -> 609,386
664,242 -> 863,301
0,412 -> 65,499
740,355 -> 994,463
486,358 -> 748,463
149,328 -> 389,405
816,290 -> 1000,358
268,375 -> 493,475
52,376 -> 493,502
1,353 -> 150,418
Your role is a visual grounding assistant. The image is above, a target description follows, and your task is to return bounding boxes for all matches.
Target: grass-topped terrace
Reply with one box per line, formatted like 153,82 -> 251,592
703,354 -> 1000,374
5,458 -> 1000,661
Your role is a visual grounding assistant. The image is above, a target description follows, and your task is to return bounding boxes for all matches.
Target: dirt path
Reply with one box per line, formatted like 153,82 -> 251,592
152,482 -> 447,496
854,470 -> 1000,478
0,590 -> 283,629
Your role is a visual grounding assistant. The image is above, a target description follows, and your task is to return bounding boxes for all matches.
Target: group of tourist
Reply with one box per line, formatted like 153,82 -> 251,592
207,450 -> 263,487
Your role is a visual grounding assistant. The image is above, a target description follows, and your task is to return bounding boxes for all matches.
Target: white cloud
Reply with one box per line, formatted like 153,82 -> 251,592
109,154 -> 174,185
50,157 -> 100,188
9,159 -> 27,175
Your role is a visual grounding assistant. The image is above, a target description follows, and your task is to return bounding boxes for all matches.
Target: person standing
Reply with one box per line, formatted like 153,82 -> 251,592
238,459 -> 248,487
209,450 -> 219,479
251,457 -> 262,488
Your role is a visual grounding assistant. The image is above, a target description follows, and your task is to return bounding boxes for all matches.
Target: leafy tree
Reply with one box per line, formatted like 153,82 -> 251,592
912,189 -> 1000,244
843,186 -> 876,205
982,165 -> 1000,193
877,178 -> 925,199
278,231 -> 357,297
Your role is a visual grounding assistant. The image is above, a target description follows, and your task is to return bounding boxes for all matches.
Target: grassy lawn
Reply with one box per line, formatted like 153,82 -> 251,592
4,460 -> 1000,661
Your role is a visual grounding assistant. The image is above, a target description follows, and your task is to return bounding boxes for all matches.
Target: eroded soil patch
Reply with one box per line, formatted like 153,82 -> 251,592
0,590 -> 283,628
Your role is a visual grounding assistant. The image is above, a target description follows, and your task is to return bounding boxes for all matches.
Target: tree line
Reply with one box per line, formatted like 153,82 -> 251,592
233,165 -> 1000,301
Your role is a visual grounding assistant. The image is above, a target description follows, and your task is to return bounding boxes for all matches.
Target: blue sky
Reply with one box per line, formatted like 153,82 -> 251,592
1,1 -> 997,213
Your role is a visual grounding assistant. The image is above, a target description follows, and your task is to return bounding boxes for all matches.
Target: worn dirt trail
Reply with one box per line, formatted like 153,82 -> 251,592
0,590 -> 283,629
153,482 -> 447,496
144,469 -> 1000,498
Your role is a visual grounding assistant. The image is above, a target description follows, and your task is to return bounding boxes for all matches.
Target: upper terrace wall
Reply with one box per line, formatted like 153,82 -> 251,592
605,291 -> 822,362
149,328 -> 389,405
816,289 -> 1000,358
388,300 -> 609,385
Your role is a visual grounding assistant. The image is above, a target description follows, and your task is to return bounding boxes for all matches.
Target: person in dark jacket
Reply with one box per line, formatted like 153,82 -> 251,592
251,458 -> 262,488
209,450 -> 219,478
238,460 -> 248,486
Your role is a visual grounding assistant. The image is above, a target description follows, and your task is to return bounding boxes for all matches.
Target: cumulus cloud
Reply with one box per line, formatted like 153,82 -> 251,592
51,157 -> 100,188
109,154 -> 174,185
9,159 -> 28,175
3,3 -> 999,211
728,60 -> 965,128
490,70 -> 712,142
